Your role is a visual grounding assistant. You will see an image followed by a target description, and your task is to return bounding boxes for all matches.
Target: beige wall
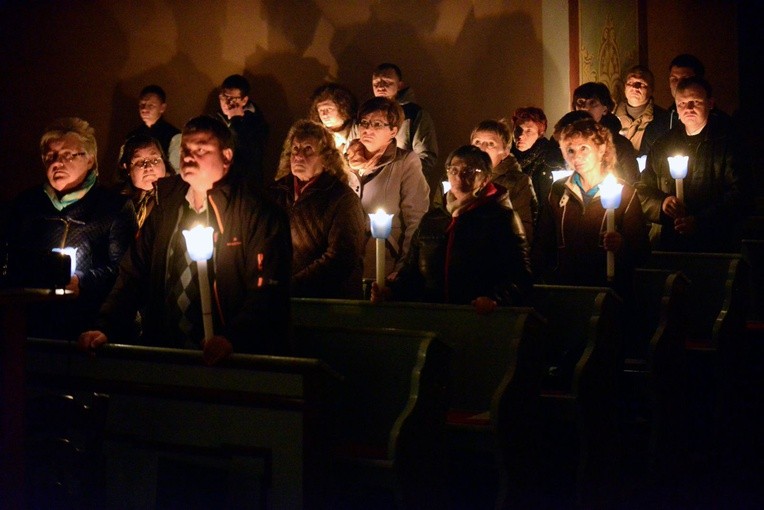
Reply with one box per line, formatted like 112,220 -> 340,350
0,0 -> 738,204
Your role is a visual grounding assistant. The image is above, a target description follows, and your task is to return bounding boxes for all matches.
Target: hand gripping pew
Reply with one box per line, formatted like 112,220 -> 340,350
292,324 -> 451,510
25,338 -> 342,510
529,285 -> 623,508
289,299 -> 545,508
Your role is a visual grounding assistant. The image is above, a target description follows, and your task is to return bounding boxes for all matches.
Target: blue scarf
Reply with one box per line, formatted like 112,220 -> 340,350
43,170 -> 97,211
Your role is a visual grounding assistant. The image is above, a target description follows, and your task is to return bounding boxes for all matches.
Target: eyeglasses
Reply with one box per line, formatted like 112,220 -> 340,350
359,119 -> 390,130
43,151 -> 86,166
219,93 -> 243,103
625,81 -> 648,89
446,165 -> 482,178
131,157 -> 163,169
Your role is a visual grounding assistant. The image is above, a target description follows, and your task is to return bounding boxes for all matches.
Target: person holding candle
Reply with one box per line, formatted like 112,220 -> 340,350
118,134 -> 173,229
1,117 -> 137,340
346,96 -> 430,284
79,115 -> 291,364
532,118 -> 649,293
371,145 -> 532,309
270,119 -> 365,298
636,77 -> 750,252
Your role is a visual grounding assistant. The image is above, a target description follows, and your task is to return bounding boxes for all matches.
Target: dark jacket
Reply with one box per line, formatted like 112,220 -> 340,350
636,115 -> 750,252
218,102 -> 268,189
490,155 -> 538,244
2,183 -> 136,339
391,183 -> 532,305
126,117 -> 180,156
533,175 -> 650,295
98,173 -> 291,354
511,136 -> 559,220
614,98 -> 671,156
271,172 -> 366,298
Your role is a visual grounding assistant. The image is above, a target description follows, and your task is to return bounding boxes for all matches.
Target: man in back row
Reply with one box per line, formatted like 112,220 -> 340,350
79,115 -> 291,364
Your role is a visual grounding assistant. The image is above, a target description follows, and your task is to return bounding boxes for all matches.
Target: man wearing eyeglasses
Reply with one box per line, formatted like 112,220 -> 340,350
614,65 -> 670,156
216,74 -> 268,190
372,63 -> 440,205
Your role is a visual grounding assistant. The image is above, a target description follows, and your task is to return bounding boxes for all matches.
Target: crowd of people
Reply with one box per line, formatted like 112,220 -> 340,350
0,54 -> 752,365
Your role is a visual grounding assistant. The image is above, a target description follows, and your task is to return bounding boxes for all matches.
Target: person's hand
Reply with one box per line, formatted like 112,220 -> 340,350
78,330 -> 108,353
472,296 -> 497,315
603,231 -> 623,252
202,335 -> 233,366
222,99 -> 245,119
370,282 -> 392,304
674,215 -> 697,236
66,274 -> 80,297
661,196 -> 686,219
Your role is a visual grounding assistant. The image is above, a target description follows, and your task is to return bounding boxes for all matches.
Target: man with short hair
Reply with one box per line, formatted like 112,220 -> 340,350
637,77 -> 750,252
614,65 -> 670,156
126,85 -> 180,159
216,74 -> 268,189
79,115 -> 291,363
372,63 -> 440,204
666,54 -> 706,129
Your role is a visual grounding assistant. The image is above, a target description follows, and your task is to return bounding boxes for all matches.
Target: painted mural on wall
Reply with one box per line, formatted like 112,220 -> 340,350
578,0 -> 639,104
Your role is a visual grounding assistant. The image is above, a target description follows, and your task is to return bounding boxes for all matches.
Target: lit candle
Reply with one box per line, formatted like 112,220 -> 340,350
667,155 -> 688,203
636,155 -> 647,173
182,225 -> 215,342
442,180 -> 451,194
368,209 -> 394,288
599,174 -> 624,281
52,247 -> 78,278
551,169 -> 573,182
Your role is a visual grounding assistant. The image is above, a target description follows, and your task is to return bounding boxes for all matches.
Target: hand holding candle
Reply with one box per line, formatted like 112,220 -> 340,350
182,225 -> 215,342
667,155 -> 688,203
599,174 -> 624,281
368,209 -> 394,288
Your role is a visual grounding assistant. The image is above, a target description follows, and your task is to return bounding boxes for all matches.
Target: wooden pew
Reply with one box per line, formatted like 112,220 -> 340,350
292,325 -> 450,509
289,299 -> 545,508
529,285 -> 623,508
25,338 -> 341,510
741,239 -> 764,324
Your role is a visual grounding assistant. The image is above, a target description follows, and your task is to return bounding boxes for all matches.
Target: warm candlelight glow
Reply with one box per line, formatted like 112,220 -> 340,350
599,173 -> 624,210
667,155 -> 688,179
636,155 -> 647,173
182,225 -> 214,262
442,180 -> 451,194
551,169 -> 573,182
369,209 -> 394,239
52,247 -> 77,277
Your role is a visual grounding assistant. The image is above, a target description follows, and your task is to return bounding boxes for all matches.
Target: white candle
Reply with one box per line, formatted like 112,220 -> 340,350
551,169 -> 573,182
52,247 -> 78,277
182,225 -> 215,342
667,155 -> 689,203
368,209 -> 394,288
599,174 -> 624,282
636,155 -> 647,173
442,180 -> 451,194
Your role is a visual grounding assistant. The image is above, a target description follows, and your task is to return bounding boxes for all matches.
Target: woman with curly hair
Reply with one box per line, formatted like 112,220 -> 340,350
308,83 -> 358,154
270,119 -> 365,298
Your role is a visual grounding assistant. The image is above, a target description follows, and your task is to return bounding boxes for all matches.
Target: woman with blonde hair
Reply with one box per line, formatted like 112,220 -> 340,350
271,119 -> 365,298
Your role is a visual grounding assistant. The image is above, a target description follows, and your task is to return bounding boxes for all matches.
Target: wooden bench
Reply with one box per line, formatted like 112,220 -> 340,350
529,284 -> 623,508
742,239 -> 764,324
25,338 -> 341,510
289,299 -> 544,508
292,324 -> 451,509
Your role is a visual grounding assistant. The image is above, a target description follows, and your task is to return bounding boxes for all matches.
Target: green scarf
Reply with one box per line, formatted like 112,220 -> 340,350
43,170 -> 97,211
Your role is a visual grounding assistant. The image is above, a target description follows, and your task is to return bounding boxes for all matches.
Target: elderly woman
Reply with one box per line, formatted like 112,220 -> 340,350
470,119 -> 538,243
346,96 -> 430,282
308,83 -> 358,154
118,134 -> 172,229
373,145 -> 532,309
2,117 -> 136,339
271,120 -> 365,298
532,118 -> 649,293
510,107 -> 559,211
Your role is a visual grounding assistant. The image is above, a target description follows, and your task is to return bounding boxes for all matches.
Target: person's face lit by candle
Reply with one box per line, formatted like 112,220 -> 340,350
129,144 -> 167,191
43,133 -> 95,194
471,130 -> 508,168
180,131 -> 232,192
446,156 -> 486,201
138,93 -> 166,128
290,136 -> 323,181
513,121 -> 542,153
562,134 -> 605,180
676,82 -> 713,135
315,100 -> 345,130
358,112 -> 398,154
624,76 -> 651,107
371,69 -> 402,100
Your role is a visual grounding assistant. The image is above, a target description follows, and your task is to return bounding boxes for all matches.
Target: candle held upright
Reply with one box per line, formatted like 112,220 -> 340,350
599,174 -> 624,281
182,225 -> 215,342
368,209 -> 394,288
667,155 -> 689,203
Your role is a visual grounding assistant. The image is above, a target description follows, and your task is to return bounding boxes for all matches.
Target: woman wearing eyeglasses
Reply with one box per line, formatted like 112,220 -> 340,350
372,145 -> 532,309
346,96 -> 430,284
118,134 -> 172,229
270,120 -> 365,298
1,117 -> 137,340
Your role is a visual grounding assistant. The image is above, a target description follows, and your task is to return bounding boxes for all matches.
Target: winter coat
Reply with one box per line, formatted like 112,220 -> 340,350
271,171 -> 365,298
491,155 -> 538,243
394,87 -> 440,203
614,98 -> 671,156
